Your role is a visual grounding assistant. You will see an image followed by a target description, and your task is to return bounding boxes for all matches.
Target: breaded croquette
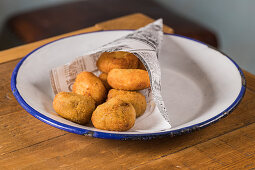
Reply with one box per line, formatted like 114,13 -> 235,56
96,51 -> 139,73
99,72 -> 111,90
107,89 -> 146,117
53,92 -> 95,125
137,59 -> 147,70
72,71 -> 106,105
107,69 -> 150,90
91,98 -> 136,131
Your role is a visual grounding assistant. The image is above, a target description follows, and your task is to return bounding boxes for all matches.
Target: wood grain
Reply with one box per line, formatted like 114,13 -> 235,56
0,73 -> 255,169
0,26 -> 101,64
243,70 -> 255,92
0,13 -> 254,169
0,110 -> 67,155
133,123 -> 255,170
0,60 -> 23,116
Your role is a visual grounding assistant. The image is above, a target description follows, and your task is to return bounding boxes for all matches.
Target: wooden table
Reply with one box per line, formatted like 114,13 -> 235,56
1,13 -> 255,169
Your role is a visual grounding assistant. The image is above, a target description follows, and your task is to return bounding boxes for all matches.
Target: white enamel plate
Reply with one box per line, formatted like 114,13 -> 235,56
11,31 -> 245,140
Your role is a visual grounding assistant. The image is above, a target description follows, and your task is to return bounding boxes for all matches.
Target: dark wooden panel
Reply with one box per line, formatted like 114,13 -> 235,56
6,0 -> 217,47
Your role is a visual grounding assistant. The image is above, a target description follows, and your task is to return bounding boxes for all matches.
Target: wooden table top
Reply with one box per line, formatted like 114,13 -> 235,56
1,13 -> 255,169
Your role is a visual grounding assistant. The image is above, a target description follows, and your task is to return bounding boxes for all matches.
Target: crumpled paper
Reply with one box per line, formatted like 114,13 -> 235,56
50,19 -> 170,126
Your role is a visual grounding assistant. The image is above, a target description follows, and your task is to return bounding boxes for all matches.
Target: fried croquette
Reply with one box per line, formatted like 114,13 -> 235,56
72,71 -> 106,105
138,59 -> 147,70
99,72 -> 111,90
91,98 -> 136,131
107,89 -> 146,117
96,51 -> 139,73
53,92 -> 95,125
107,69 -> 150,90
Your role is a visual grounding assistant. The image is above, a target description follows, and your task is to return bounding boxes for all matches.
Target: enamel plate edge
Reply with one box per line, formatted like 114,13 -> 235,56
11,30 -> 246,140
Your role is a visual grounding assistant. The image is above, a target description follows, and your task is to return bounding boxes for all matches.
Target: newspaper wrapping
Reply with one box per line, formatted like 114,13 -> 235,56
50,19 -> 170,126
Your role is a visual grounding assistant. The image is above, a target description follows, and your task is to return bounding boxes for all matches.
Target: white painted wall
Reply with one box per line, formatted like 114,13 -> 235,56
156,0 -> 255,74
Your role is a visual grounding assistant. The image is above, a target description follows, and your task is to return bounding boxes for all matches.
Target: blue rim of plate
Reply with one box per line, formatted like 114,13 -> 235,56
11,30 -> 246,140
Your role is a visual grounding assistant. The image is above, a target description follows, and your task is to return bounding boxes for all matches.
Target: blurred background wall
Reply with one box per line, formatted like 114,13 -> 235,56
157,0 -> 255,74
0,0 -> 254,74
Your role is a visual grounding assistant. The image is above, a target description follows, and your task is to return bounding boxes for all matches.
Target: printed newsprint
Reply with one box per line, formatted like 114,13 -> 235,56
50,19 -> 170,125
